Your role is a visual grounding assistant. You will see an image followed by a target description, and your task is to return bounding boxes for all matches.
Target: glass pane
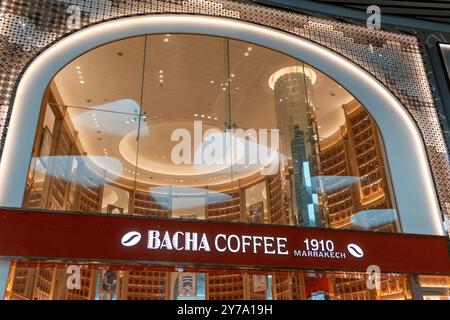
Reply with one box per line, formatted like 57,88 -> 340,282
53,36 -> 146,113
23,106 -> 139,214
133,34 -> 231,220
229,39 -> 302,226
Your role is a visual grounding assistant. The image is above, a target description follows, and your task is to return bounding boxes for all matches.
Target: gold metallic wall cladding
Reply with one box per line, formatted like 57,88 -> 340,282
0,0 -> 449,221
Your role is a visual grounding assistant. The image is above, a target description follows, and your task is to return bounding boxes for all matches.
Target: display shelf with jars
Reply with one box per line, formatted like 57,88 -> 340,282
272,274 -> 292,300
318,133 -> 357,229
376,274 -> 412,300
332,275 -> 371,300
266,174 -> 287,225
206,189 -> 242,222
206,273 -> 245,300
119,270 -> 169,300
33,267 -> 56,300
46,122 -> 76,211
344,101 -> 391,209
65,268 -> 96,300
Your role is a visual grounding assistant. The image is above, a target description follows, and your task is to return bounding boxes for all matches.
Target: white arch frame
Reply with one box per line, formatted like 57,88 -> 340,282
0,15 -> 443,235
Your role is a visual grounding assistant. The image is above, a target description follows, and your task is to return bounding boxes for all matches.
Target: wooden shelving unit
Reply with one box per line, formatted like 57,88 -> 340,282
319,139 -> 356,228
206,273 -> 245,300
272,274 -> 292,300
120,270 -> 169,300
131,191 -> 170,217
266,174 -> 287,225
46,122 -> 74,211
77,171 -> 103,213
65,268 -> 96,300
206,189 -> 241,222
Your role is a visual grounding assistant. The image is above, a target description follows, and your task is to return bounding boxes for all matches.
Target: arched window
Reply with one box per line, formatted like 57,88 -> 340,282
23,34 -> 399,233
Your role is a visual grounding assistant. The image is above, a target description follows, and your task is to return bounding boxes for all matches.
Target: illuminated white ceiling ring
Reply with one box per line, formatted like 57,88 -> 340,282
0,14 -> 443,235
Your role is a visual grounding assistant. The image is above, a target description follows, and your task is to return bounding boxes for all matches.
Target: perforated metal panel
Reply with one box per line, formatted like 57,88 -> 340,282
0,0 -> 448,222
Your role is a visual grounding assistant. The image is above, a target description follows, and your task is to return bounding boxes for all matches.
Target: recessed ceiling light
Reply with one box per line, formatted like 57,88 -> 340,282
166,34 -> 171,37
207,116 -> 211,119
247,47 -> 252,51
76,66 -> 80,70
318,126 -> 322,129
159,79 -> 164,83
164,38 -> 169,42
244,52 -> 249,57
77,71 -> 82,74
201,115 -> 205,118
159,70 -> 163,74
80,80 -> 85,84
222,87 -> 226,91
214,117 -> 218,120
159,75 -> 163,78
210,80 -> 214,84
235,87 -> 239,90
231,74 -> 235,77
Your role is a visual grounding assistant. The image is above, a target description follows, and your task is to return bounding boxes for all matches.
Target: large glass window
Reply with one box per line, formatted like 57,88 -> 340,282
3,33 -> 440,301
24,34 -> 399,233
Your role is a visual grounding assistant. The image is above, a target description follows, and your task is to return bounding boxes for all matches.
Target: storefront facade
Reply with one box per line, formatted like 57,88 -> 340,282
0,0 -> 448,300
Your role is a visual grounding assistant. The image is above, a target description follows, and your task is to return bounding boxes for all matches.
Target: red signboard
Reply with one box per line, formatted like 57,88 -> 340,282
0,208 -> 449,274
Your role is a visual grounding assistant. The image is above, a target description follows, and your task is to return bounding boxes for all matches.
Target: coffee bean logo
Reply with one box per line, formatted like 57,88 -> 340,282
347,243 -> 364,258
121,231 -> 141,247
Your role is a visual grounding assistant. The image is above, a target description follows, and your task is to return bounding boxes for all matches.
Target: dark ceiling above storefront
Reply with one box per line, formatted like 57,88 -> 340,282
317,0 -> 450,24
253,0 -> 450,31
